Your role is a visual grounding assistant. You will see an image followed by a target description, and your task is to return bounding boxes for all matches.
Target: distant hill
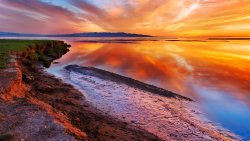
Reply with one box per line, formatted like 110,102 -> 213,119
0,32 -> 152,37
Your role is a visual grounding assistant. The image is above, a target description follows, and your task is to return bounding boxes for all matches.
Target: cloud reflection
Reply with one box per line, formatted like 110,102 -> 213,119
54,40 -> 250,102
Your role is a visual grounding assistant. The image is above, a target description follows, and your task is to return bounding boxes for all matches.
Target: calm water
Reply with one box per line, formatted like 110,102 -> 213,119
9,37 -> 250,140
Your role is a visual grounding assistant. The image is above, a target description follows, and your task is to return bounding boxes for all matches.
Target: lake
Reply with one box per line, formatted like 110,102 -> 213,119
8,37 -> 249,140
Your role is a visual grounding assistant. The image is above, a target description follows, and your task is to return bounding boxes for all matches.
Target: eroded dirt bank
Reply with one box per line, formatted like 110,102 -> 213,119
0,41 -> 161,141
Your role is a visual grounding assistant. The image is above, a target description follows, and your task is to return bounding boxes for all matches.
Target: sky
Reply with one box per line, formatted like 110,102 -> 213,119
1,0 -> 250,37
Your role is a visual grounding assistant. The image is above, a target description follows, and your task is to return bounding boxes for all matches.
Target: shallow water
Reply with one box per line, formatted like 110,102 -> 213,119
12,37 -> 249,140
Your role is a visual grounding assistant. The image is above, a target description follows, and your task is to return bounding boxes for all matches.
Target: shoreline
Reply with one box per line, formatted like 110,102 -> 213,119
0,40 -> 236,140
0,40 -> 161,141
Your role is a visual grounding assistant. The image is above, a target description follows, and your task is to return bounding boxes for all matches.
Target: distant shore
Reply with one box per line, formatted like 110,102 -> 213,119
0,32 -> 153,38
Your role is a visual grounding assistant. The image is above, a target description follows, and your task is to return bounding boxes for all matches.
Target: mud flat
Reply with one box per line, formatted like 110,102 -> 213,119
61,65 -> 238,141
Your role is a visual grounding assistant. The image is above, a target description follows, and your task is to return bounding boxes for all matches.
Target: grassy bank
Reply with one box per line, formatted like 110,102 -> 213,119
0,39 -> 69,69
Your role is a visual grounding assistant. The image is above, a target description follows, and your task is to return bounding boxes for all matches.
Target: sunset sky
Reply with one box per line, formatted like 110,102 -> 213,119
1,0 -> 250,37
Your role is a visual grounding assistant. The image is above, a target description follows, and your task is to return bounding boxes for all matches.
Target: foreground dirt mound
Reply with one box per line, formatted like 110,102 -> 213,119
0,98 -> 75,141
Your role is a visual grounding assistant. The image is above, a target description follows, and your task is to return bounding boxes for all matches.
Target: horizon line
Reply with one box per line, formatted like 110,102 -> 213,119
1,31 -> 250,39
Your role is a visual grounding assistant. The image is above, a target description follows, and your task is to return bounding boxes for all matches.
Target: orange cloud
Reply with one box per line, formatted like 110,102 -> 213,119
1,0 -> 250,37
69,0 -> 250,37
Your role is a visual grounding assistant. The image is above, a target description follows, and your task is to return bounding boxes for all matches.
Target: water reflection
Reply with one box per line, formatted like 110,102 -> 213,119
48,38 -> 250,140
52,40 -> 250,98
